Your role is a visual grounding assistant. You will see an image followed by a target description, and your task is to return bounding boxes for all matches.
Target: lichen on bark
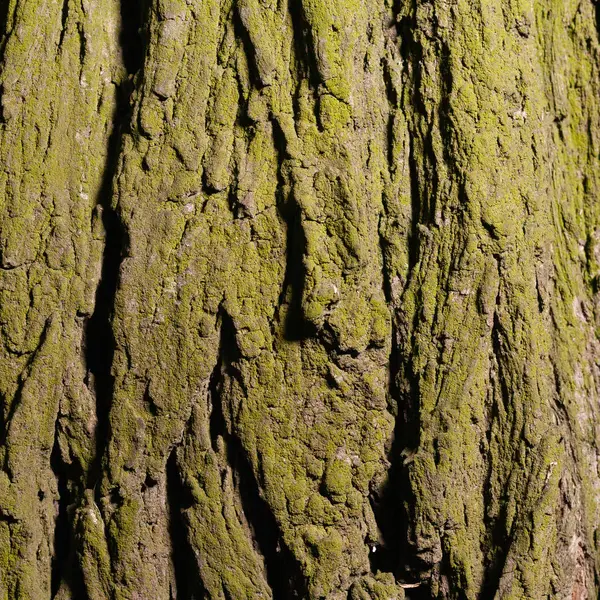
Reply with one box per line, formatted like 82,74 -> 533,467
0,0 -> 599,598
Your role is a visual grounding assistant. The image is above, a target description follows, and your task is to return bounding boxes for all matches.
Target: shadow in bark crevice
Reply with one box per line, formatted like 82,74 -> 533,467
279,196 -> 317,341
232,7 -> 264,90
229,433 -> 307,599
288,0 -> 322,100
57,0 -> 69,50
375,6 -> 431,573
479,311 -> 513,599
76,25 -> 136,595
368,326 -> 430,594
208,310 -> 308,598
119,0 -> 149,76
76,67 -> 134,595
50,429 -> 86,599
394,12 -> 427,273
166,448 -> 207,600
0,0 -> 9,37
85,0 -> 148,493
270,120 -> 317,342
84,121 -> 128,495
381,57 -> 399,176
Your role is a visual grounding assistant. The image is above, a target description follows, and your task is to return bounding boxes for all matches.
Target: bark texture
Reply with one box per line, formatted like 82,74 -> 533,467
0,0 -> 599,598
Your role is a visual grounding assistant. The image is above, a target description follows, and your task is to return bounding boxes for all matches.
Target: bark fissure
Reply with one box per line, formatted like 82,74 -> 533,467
50,428 -> 86,600
229,433 -> 306,600
57,0 -> 69,51
84,0 -> 142,495
280,196 -> 314,341
479,311 -> 512,599
49,433 -> 69,599
214,309 -> 308,598
166,447 -> 206,600
119,0 -> 148,76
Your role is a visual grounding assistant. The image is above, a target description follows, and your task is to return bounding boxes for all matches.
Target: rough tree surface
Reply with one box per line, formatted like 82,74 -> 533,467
0,0 -> 599,598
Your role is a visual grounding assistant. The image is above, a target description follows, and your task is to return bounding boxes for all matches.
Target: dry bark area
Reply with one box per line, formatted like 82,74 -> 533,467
0,0 -> 600,598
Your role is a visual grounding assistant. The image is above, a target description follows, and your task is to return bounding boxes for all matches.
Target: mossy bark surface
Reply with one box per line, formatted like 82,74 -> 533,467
0,0 -> 599,598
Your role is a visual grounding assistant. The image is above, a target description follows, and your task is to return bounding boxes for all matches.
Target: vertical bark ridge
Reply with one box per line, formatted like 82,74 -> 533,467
94,0 -> 405,597
382,0 -> 600,597
0,0 -> 125,592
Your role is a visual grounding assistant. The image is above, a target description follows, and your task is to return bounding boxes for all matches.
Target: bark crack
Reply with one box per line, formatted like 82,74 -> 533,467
166,447 -> 206,600
208,308 -> 308,598
84,115 -> 127,496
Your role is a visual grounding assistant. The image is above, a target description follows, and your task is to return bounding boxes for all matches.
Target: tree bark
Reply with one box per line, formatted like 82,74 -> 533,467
1,0 -> 599,598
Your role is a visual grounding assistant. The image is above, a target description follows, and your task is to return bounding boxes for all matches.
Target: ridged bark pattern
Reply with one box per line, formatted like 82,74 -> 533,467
0,0 -> 599,598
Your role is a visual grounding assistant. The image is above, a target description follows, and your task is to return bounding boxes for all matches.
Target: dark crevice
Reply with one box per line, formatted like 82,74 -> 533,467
230,434 -> 307,599
406,130 -> 422,273
219,310 -> 248,396
83,0 -> 146,497
77,23 -> 86,64
397,6 -> 442,239
83,223 -> 120,474
57,0 -> 69,50
84,120 -> 127,495
271,119 -> 317,342
271,117 -> 290,185
397,14 -> 415,64
437,39 -> 455,173
369,324 -> 428,591
208,359 -> 227,454
119,0 -> 149,75
166,448 -> 206,600
0,511 -> 17,524
225,161 -> 244,219
404,587 -> 431,600
232,8 -> 263,89
143,382 -> 159,417
378,228 -> 393,303
288,0 -> 322,94
381,57 -> 399,173
480,311 -> 512,599
208,309 -> 308,598
0,0 -> 10,40
372,6 -> 432,592
50,427 -> 86,599
279,196 -> 316,341
395,12 -> 424,273
50,434 -> 69,597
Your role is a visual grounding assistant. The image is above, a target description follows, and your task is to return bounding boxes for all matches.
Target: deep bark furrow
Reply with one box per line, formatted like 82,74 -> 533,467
49,427 -> 83,600
166,447 -> 206,600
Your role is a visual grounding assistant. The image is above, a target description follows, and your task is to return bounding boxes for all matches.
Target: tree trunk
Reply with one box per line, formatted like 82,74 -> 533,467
1,0 -> 599,598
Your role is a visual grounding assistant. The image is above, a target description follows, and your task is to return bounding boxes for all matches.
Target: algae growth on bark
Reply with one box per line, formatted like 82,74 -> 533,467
0,0 -> 600,597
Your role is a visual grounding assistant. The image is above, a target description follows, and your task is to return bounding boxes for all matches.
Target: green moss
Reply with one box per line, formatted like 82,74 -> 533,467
139,97 -> 165,138
319,94 -> 351,130
322,458 -> 352,501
